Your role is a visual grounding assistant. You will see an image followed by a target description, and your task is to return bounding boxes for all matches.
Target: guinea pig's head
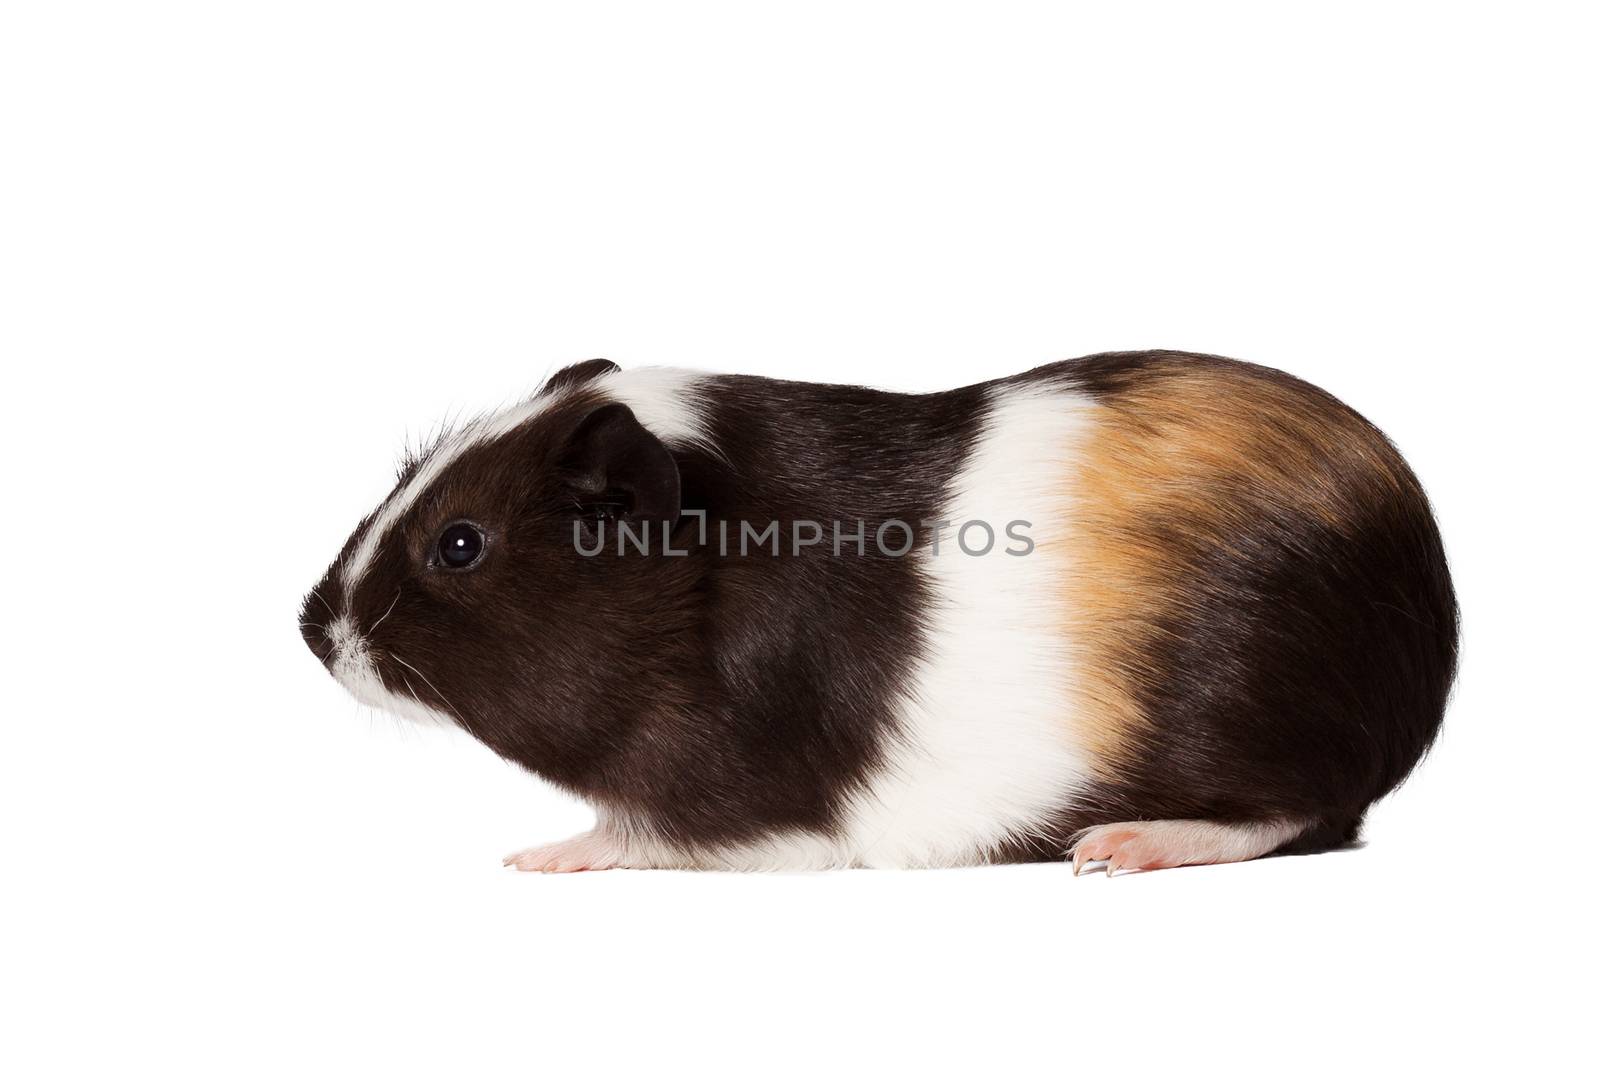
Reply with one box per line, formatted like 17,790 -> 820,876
299,360 -> 707,787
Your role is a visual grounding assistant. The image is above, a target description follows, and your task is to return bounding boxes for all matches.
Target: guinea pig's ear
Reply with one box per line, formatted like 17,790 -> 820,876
560,402 -> 681,525
541,358 -> 620,396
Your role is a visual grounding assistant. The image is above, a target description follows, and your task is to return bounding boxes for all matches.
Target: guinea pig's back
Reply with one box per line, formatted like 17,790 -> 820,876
1042,352 -> 1458,852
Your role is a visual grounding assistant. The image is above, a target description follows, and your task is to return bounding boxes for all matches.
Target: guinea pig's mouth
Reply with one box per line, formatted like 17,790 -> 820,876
317,615 -> 456,730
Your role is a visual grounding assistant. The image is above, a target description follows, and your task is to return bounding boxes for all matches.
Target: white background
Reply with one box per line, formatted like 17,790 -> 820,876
4,3 -> 1595,1064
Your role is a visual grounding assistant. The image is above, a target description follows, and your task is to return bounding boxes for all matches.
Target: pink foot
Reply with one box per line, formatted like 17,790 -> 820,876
503,828 -> 630,873
1070,818 -> 1306,876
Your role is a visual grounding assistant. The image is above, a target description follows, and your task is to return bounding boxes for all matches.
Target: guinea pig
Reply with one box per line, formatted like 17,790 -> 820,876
299,351 -> 1457,874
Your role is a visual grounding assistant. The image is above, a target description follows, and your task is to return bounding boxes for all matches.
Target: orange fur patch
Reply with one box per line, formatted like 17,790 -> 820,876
1063,361 -> 1412,773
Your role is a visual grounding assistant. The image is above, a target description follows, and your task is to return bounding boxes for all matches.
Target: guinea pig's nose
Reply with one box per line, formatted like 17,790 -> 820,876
301,620 -> 333,664
299,601 -> 335,667
301,623 -> 332,663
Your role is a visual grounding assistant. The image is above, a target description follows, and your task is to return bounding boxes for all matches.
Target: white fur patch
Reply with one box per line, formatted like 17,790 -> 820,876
594,366 -> 717,452
604,808 -> 850,872
832,382 -> 1098,866
326,615 -> 456,729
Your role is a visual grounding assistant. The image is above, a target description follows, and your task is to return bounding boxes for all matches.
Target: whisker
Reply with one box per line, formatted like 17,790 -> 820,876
397,669 -> 425,710
389,652 -> 461,718
367,589 -> 402,636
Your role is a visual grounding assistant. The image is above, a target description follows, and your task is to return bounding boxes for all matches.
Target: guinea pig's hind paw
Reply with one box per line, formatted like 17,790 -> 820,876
1069,818 -> 1308,877
1070,825 -> 1143,876
503,829 -> 627,873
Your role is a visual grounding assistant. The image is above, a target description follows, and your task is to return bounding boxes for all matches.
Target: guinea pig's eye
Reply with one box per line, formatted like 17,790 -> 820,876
436,522 -> 486,569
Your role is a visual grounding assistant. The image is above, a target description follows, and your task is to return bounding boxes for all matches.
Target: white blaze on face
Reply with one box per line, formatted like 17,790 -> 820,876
339,392 -> 565,598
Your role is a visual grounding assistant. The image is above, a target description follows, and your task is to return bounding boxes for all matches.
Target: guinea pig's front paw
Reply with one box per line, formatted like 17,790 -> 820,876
503,828 -> 629,873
